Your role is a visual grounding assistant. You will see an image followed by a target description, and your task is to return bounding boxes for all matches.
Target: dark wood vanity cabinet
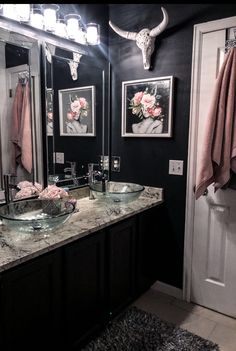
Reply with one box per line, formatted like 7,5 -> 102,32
136,205 -> 162,295
63,230 -> 106,350
0,251 -> 62,351
0,205 -> 161,350
107,217 -> 136,317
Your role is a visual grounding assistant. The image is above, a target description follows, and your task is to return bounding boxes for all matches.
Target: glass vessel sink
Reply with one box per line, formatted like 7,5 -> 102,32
90,181 -> 144,203
0,198 -> 75,233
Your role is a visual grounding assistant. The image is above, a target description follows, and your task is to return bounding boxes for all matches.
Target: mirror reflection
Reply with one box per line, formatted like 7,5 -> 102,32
43,42 -> 109,189
0,15 -> 109,203
0,25 -> 43,202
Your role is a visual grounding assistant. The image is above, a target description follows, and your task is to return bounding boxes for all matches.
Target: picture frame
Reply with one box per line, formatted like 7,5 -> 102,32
58,85 -> 95,136
46,88 -> 53,136
121,76 -> 174,137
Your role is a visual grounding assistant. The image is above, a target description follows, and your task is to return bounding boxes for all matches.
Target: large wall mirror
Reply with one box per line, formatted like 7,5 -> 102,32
0,15 -> 110,202
43,40 -> 110,189
0,17 -> 43,201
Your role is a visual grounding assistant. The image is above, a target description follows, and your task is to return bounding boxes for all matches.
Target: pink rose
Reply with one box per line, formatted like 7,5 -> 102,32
132,92 -> 144,106
79,97 -> 88,109
71,99 -> 81,115
153,106 -> 162,117
141,93 -> 155,109
15,187 -> 34,199
39,185 -> 69,200
17,180 -> 33,189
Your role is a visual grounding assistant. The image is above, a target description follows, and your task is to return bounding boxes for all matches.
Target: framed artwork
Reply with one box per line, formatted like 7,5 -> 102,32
121,76 -> 174,137
46,88 -> 53,136
58,85 -> 95,136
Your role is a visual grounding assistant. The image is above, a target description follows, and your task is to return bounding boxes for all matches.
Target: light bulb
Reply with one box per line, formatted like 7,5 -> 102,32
86,23 -> 100,45
3,4 -> 17,20
16,4 -> 30,23
42,4 -> 59,33
30,7 -> 44,30
55,19 -> 67,38
65,14 -> 81,41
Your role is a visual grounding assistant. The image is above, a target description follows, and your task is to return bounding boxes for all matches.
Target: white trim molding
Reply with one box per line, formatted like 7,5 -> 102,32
183,15 -> 236,302
152,280 -> 182,300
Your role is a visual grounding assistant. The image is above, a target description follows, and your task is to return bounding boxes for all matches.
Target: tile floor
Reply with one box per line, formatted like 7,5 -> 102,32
132,288 -> 236,351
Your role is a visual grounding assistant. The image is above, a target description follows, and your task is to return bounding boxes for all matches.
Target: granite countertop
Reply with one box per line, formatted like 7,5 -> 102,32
0,186 -> 163,273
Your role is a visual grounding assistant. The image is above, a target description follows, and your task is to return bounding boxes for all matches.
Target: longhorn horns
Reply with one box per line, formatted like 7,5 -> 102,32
109,7 -> 169,40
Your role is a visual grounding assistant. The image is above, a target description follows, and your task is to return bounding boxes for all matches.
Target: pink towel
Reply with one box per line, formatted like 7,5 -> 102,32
11,82 -> 24,174
20,81 -> 32,173
195,47 -> 236,199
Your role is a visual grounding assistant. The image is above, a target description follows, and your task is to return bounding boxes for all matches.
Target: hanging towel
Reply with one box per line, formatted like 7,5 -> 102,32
195,47 -> 236,199
20,81 -> 32,173
11,82 -> 24,174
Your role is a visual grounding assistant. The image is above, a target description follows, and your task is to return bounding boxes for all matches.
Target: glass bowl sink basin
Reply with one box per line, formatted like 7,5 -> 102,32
90,181 -> 144,203
0,198 -> 75,233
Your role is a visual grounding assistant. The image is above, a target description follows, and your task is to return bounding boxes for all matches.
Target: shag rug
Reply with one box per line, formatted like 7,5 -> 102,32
82,306 -> 220,350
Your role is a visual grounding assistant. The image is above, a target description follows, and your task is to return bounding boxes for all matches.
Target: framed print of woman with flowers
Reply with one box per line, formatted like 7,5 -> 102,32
121,76 -> 174,137
58,85 -> 95,136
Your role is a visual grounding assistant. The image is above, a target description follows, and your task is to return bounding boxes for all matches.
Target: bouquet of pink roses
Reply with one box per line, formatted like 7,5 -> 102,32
15,181 -> 43,200
39,185 -> 77,215
129,89 -> 164,121
38,185 -> 69,199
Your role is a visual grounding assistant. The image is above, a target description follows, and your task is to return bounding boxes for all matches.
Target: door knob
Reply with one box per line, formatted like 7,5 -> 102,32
193,185 -> 208,196
203,189 -> 208,196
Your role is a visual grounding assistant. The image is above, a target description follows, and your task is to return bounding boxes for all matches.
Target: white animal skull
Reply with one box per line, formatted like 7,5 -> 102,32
109,7 -> 168,70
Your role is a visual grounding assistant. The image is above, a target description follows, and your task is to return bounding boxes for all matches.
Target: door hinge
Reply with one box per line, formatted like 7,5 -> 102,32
9,89 -> 12,98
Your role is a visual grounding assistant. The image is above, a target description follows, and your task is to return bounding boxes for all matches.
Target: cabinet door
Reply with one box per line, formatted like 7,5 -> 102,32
64,230 -> 105,349
0,251 -> 62,351
108,217 -> 136,317
136,205 -> 162,294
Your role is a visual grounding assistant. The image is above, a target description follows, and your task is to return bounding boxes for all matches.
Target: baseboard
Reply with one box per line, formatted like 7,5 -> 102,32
151,280 -> 183,299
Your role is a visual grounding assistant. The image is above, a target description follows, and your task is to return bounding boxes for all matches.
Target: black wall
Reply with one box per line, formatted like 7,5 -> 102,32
108,4 -> 236,289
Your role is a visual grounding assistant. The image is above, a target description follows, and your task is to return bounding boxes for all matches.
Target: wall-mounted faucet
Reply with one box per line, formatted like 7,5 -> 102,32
88,163 -> 107,200
63,161 -> 79,186
88,163 -> 100,199
3,174 -> 18,204
64,161 -> 77,178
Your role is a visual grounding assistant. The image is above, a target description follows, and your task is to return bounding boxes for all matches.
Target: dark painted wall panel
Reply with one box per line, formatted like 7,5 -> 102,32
109,4 -> 236,288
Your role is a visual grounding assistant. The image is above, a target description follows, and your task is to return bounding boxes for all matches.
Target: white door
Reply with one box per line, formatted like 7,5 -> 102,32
185,17 -> 236,318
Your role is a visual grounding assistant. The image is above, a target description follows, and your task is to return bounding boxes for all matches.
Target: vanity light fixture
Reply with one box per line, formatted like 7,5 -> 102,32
65,13 -> 80,41
2,4 -> 17,21
0,4 -> 101,46
86,22 -> 100,45
55,18 -> 68,39
41,3 -> 59,33
30,6 -> 44,30
16,4 -> 31,23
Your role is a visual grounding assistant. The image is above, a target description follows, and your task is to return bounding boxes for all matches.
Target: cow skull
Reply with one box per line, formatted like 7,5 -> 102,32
109,7 -> 168,70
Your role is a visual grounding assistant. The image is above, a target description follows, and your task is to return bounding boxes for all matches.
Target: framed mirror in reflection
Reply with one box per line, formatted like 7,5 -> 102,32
46,88 -> 53,136
0,22 -> 43,202
43,41 -> 109,188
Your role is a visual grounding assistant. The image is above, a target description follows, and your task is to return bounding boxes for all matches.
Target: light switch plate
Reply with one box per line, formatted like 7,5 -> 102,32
169,160 -> 184,175
56,152 -> 64,164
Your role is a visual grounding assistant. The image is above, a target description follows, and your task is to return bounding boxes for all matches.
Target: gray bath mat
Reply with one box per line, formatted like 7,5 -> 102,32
82,306 -> 220,350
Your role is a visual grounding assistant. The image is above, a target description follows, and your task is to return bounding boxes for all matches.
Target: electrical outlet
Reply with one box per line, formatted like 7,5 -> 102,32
99,155 -> 109,171
111,156 -> 121,172
169,160 -> 184,175
56,152 -> 64,164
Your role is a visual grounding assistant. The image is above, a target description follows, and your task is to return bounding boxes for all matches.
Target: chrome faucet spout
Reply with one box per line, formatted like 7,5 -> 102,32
3,174 -> 17,204
88,163 -> 100,200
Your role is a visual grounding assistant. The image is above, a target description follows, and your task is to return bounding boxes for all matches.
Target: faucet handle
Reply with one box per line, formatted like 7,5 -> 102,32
67,161 -> 76,170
